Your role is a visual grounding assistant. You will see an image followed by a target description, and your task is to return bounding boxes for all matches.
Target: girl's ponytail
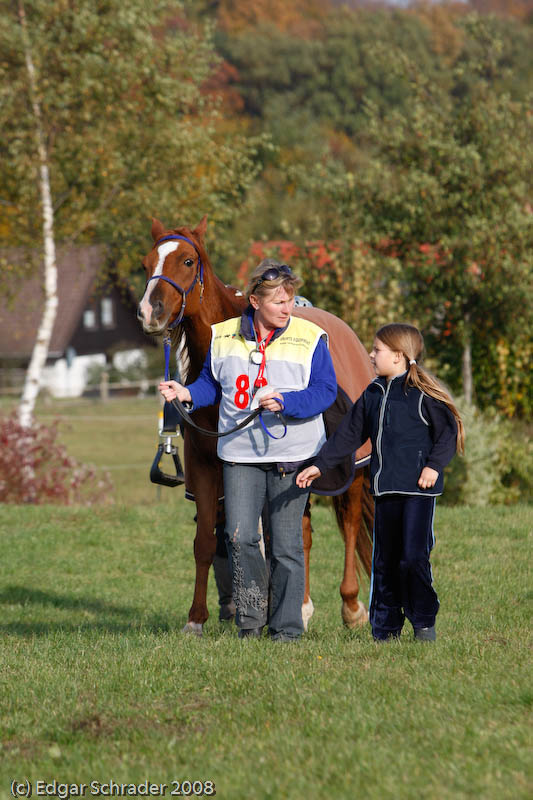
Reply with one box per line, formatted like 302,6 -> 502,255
376,324 -> 465,455
408,362 -> 465,455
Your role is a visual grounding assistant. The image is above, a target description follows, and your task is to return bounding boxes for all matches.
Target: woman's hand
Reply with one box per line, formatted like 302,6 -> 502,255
418,466 -> 439,489
258,392 -> 284,413
296,465 -> 322,488
158,380 -> 192,404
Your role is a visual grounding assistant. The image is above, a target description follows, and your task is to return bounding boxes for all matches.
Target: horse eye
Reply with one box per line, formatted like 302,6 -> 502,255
184,258 -> 194,267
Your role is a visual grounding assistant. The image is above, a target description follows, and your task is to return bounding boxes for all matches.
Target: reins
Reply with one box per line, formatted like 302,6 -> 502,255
169,395 -> 265,438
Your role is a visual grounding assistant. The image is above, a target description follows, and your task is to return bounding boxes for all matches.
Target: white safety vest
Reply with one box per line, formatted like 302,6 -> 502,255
210,316 -> 328,463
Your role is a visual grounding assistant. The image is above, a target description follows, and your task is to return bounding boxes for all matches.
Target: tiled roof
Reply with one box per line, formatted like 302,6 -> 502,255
0,244 -> 105,359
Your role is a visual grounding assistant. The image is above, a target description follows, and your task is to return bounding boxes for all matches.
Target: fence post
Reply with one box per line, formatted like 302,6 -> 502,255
100,370 -> 109,402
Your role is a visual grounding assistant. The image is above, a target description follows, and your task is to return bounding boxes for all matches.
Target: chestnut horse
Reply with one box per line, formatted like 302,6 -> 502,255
138,217 -> 375,635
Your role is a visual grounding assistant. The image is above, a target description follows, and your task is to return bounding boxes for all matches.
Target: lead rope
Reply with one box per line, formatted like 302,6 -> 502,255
163,334 -> 286,440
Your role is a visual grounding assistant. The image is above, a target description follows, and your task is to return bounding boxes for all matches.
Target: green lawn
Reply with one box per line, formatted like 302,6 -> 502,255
0,500 -> 531,800
0,398 -> 531,798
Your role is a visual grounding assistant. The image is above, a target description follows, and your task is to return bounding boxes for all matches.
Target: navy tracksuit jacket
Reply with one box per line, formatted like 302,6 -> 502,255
314,373 -> 458,638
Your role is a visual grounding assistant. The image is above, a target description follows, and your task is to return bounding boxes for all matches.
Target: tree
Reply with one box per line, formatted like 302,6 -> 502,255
0,0 -> 260,425
350,18 -> 533,412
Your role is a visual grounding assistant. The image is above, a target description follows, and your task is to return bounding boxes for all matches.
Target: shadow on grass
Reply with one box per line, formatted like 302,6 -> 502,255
0,585 -> 182,636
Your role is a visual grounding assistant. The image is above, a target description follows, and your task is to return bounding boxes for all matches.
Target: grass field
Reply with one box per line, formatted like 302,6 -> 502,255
1,395 -> 185,506
0,398 -> 532,799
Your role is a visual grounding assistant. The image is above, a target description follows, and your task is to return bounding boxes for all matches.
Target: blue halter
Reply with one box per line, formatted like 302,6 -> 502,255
145,234 -> 204,330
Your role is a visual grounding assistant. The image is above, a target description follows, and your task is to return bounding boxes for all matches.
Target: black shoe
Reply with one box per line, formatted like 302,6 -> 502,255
238,627 -> 263,639
414,625 -> 436,642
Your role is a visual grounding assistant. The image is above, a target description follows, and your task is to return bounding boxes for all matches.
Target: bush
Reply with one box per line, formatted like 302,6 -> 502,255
443,401 -> 533,506
0,414 -> 113,505
86,346 -> 164,387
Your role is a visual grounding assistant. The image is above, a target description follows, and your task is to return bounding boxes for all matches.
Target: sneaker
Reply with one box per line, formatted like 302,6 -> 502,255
414,626 -> 436,642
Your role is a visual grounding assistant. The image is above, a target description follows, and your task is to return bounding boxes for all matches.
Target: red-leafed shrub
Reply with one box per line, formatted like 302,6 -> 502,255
0,414 -> 113,505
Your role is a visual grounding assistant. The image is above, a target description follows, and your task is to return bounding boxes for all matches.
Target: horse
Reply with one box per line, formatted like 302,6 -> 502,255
138,216 -> 375,635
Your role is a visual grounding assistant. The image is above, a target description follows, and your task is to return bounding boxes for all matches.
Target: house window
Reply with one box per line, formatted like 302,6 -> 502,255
83,305 -> 97,330
101,297 -> 115,328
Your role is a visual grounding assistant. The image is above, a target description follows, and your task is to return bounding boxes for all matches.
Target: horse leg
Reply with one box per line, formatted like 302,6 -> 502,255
302,498 -> 314,631
333,471 -> 369,629
183,480 -> 220,636
212,503 -> 236,622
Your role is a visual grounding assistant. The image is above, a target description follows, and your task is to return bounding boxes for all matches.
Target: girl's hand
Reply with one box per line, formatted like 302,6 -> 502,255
158,380 -> 192,404
418,466 -> 439,489
296,465 -> 322,488
258,392 -> 284,413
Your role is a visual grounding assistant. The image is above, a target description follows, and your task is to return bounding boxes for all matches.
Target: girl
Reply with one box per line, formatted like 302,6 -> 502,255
297,323 -> 464,642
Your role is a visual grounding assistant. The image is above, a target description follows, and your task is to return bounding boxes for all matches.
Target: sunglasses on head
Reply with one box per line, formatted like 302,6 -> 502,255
252,264 -> 292,290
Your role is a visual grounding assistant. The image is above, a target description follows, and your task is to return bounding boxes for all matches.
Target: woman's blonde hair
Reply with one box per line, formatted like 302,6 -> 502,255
376,323 -> 465,454
245,259 -> 302,302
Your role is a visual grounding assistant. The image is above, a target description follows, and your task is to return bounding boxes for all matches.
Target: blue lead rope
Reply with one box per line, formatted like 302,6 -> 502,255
258,399 -> 287,440
164,336 -> 172,382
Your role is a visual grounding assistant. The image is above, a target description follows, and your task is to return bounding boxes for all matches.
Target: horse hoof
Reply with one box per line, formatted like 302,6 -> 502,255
182,621 -> 203,636
302,597 -> 315,632
342,600 -> 368,629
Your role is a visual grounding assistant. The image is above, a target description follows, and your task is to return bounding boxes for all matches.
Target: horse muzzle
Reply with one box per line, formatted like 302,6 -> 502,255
137,301 -> 170,334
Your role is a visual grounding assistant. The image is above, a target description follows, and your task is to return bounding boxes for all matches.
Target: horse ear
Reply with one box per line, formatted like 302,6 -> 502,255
193,216 -> 208,241
151,218 -> 166,242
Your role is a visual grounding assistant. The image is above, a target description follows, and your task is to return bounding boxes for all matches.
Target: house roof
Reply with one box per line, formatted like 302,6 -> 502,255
0,244 -> 106,359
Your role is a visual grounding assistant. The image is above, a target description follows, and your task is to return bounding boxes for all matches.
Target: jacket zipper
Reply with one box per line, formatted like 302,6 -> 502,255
373,380 -> 388,495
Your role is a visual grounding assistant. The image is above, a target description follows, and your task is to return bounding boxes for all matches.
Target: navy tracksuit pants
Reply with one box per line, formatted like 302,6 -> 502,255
370,494 -> 440,640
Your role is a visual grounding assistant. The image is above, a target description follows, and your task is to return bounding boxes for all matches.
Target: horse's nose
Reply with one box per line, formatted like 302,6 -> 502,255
137,304 -> 144,321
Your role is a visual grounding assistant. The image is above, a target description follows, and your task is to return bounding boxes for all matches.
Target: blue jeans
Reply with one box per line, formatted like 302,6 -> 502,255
222,462 -> 310,640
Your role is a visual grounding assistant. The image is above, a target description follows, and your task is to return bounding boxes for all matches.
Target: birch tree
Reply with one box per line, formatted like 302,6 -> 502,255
0,0 -> 260,426
16,0 -> 57,428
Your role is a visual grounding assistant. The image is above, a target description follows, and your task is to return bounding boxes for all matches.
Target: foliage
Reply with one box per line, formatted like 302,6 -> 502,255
304,18 -> 533,413
0,0 -> 261,280
240,236 -> 404,348
0,413 -> 112,505
443,400 -> 533,506
215,0 -> 328,36
215,9 -> 442,136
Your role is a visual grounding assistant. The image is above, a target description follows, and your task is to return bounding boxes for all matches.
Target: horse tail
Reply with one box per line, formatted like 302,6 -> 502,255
356,467 -> 374,577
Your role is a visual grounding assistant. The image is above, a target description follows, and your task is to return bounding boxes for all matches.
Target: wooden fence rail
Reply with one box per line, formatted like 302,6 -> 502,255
0,376 -> 159,401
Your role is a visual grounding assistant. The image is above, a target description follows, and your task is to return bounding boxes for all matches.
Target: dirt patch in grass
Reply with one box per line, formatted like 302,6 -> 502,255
68,698 -> 211,742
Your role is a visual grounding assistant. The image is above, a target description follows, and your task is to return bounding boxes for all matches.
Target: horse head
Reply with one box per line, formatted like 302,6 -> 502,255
137,216 -> 208,334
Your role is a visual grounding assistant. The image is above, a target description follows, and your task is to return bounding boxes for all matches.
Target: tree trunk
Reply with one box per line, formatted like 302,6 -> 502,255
462,313 -> 473,406
18,0 -> 58,429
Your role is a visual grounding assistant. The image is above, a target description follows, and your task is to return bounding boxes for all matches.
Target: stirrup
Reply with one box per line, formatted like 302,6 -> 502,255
149,402 -> 185,487
150,439 -> 185,487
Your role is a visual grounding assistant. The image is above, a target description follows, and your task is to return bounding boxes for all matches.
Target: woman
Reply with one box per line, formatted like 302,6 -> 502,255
159,259 -> 337,641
